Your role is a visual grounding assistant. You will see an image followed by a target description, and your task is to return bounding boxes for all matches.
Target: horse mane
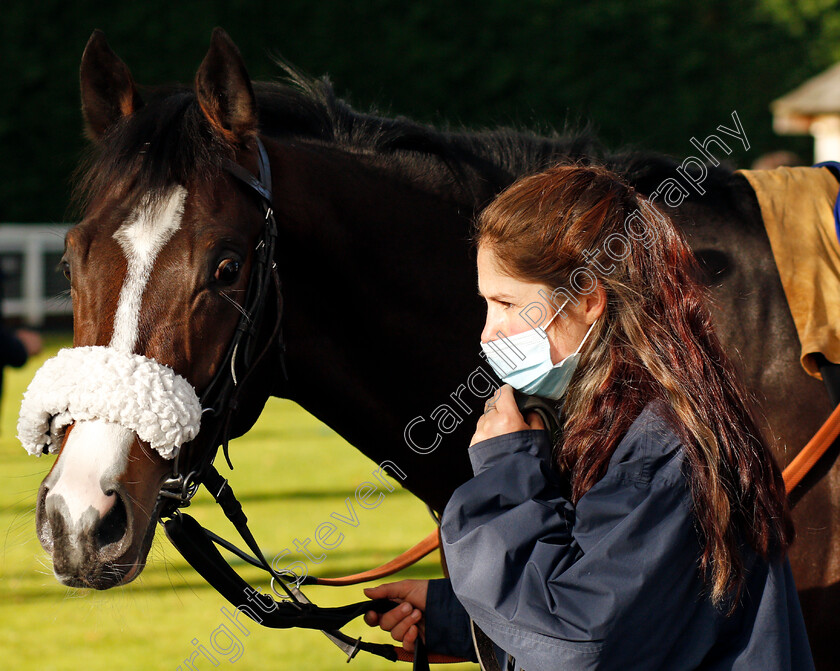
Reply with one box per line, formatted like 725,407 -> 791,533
73,59 -> 736,215
253,59 -> 606,195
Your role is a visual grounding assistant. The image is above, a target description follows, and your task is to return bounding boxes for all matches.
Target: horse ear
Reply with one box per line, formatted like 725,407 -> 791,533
195,28 -> 257,143
80,30 -> 142,141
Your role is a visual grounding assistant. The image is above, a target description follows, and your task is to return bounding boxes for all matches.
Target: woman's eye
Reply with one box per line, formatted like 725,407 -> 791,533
215,258 -> 241,285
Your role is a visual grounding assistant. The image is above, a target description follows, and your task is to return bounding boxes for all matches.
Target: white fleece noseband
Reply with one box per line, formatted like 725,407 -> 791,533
18,346 -> 202,459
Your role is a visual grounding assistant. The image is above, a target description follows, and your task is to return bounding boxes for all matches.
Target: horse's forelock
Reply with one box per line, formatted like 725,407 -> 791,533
72,88 -> 229,218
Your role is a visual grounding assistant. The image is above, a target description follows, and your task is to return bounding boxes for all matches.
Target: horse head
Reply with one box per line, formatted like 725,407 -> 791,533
25,28 -> 277,589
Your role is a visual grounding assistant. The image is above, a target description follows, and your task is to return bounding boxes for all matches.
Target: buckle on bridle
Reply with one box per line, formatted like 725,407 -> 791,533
159,468 -> 201,507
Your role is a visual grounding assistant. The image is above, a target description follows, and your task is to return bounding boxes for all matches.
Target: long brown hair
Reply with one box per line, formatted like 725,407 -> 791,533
474,163 -> 793,607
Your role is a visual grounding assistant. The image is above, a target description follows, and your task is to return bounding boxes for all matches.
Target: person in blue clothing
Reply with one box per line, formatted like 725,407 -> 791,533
363,163 -> 814,669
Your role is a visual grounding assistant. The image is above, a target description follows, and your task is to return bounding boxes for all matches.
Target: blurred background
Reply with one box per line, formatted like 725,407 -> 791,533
2,0 -> 839,668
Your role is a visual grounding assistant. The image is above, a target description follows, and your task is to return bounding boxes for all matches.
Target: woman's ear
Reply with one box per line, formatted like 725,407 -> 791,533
583,285 -> 607,324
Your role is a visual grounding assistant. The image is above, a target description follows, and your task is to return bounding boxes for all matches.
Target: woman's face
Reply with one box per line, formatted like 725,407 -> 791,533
477,244 -> 602,364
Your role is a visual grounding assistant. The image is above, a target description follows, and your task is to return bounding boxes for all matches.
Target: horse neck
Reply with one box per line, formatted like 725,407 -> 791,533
267,138 -> 487,460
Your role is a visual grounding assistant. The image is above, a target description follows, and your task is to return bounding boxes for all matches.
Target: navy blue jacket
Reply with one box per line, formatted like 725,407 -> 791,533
425,399 -> 814,670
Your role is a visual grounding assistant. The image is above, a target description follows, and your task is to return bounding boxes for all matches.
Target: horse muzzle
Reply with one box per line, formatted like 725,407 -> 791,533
36,476 -> 136,589
20,346 -> 203,588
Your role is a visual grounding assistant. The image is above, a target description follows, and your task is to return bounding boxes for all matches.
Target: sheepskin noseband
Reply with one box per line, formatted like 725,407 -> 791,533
18,346 -> 202,459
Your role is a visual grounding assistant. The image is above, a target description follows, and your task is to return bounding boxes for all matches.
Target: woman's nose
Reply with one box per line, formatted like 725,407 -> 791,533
480,311 -> 500,344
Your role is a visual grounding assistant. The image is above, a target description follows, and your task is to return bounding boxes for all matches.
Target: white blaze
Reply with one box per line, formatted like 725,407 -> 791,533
111,187 -> 187,352
47,421 -> 135,523
47,187 -> 188,527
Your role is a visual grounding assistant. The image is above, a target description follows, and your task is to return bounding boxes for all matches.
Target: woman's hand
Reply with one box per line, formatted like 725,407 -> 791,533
363,579 -> 429,652
470,384 -> 545,447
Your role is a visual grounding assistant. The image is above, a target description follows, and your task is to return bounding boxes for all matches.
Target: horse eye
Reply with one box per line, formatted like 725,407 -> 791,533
60,260 -> 71,281
215,259 -> 241,285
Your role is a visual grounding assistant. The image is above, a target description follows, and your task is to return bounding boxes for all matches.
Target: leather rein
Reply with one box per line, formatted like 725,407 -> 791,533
156,138 -> 458,668
782,403 -> 840,494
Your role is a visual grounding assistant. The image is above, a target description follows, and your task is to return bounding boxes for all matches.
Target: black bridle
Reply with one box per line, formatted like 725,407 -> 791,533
155,138 -> 432,668
159,137 -> 284,510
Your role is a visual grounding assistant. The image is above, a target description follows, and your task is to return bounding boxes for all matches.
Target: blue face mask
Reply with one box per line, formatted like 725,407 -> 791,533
480,299 -> 598,400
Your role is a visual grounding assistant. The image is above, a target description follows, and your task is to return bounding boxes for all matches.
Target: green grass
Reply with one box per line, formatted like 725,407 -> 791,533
0,335 -> 476,670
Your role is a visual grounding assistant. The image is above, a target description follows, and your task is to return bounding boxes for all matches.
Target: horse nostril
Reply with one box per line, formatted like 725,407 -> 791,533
35,483 -> 54,552
95,492 -> 128,550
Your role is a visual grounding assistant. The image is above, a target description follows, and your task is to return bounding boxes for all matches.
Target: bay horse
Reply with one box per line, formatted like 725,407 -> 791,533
27,28 -> 839,666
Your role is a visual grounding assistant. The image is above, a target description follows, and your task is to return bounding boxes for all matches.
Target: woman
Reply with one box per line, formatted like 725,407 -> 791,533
363,164 -> 814,669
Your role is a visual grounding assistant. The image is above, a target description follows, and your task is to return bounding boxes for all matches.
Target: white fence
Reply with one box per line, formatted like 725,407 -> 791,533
0,224 -> 73,327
